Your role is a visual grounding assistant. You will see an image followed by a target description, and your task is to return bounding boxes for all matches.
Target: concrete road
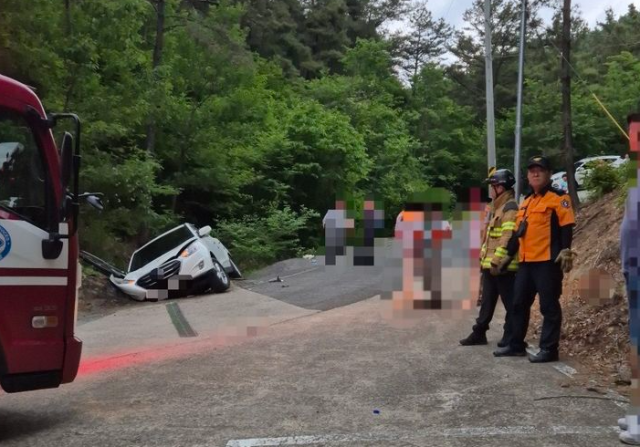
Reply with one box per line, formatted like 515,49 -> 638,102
240,249 -> 388,311
0,279 -> 627,447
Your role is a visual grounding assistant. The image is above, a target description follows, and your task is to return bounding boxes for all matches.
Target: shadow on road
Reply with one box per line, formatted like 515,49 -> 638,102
0,408 -> 74,442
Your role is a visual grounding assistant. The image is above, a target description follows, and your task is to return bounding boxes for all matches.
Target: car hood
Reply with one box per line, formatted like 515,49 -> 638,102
125,238 -> 197,280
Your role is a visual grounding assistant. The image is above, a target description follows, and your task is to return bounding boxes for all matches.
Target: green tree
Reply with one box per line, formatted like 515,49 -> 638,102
395,0 -> 453,81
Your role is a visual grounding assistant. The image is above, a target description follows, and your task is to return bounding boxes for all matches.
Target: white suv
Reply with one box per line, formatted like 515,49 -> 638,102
574,155 -> 626,188
110,223 -> 241,301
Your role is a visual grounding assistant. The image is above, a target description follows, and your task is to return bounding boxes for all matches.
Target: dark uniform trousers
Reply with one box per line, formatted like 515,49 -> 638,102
509,261 -> 564,352
473,270 -> 515,341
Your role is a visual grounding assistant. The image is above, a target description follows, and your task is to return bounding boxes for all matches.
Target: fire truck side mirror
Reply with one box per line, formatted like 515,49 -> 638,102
60,132 -> 73,190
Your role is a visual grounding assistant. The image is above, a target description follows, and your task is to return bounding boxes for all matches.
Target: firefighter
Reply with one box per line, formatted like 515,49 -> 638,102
494,156 -> 575,363
460,169 -> 518,346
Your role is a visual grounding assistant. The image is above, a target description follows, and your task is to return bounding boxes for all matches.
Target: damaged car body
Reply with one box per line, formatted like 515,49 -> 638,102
109,224 -> 241,301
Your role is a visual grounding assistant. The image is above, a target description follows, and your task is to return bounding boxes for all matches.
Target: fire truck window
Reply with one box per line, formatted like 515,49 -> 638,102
0,110 -> 47,228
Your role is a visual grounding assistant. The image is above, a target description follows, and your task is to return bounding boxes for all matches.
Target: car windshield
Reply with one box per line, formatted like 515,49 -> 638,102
129,226 -> 195,272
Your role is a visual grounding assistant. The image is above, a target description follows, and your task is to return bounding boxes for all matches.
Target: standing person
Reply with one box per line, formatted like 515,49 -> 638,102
460,169 -> 519,346
354,196 -> 384,266
618,113 -> 640,445
477,192 -> 494,307
393,200 -> 425,306
558,173 -> 569,194
322,199 -> 351,266
419,189 -> 452,310
494,156 -> 576,363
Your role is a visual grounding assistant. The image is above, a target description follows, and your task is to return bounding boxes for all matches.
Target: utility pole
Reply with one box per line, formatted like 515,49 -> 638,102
484,0 -> 496,176
561,0 -> 580,206
514,0 -> 526,200
145,0 -> 166,155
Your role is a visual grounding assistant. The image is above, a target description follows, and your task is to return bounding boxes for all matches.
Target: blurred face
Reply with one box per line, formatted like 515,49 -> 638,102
364,200 -> 375,211
527,166 -> 551,192
335,200 -> 346,210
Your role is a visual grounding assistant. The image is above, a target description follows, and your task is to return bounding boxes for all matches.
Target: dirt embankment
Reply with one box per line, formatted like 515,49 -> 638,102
529,191 -> 631,392
77,272 -> 142,323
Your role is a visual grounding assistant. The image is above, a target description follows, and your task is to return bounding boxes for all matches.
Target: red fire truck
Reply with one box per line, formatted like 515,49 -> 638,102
0,74 -> 100,393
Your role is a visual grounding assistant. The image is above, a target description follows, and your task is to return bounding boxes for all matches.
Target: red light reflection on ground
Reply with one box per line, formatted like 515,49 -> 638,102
77,328 -> 265,378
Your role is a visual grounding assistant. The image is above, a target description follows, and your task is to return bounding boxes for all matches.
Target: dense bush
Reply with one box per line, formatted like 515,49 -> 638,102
215,205 -> 319,272
582,161 -> 628,199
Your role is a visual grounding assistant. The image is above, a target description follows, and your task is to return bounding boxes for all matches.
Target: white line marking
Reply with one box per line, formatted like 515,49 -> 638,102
226,426 -> 620,446
0,277 -> 67,286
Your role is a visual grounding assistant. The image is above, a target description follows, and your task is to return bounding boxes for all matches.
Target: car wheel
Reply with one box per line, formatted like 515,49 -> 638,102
209,258 -> 230,293
229,258 -> 242,279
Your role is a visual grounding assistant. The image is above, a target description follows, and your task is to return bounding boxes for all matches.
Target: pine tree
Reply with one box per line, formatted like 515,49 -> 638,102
396,1 -> 452,81
242,0 -> 315,77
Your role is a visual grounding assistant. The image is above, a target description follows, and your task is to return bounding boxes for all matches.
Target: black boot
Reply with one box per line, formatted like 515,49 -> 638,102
493,346 -> 526,357
497,337 -> 509,348
528,349 -> 559,363
459,332 -> 488,346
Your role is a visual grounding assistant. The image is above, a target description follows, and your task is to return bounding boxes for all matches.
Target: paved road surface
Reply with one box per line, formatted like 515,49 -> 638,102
0,254 -> 628,447
240,248 -> 389,311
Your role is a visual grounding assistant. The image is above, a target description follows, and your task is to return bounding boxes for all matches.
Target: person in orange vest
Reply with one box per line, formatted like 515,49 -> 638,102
460,169 -> 518,346
393,202 -> 425,306
494,155 -> 575,362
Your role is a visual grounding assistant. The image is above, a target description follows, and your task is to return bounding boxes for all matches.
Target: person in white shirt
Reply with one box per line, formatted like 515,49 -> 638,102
323,200 -> 353,265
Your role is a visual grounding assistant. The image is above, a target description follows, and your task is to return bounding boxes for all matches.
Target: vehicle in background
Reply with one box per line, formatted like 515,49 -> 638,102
109,223 -> 241,301
574,155 -> 625,188
0,74 -> 102,393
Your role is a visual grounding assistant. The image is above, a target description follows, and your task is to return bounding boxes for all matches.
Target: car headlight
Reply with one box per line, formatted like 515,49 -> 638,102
180,245 -> 198,258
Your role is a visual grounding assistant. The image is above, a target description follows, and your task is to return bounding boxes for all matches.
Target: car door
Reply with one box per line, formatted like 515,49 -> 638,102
202,236 -> 231,269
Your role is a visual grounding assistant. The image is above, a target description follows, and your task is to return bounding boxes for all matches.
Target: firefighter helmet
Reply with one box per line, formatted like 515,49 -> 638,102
486,169 -> 516,190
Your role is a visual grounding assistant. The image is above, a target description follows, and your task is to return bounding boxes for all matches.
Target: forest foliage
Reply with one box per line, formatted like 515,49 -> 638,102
1,0 -> 638,269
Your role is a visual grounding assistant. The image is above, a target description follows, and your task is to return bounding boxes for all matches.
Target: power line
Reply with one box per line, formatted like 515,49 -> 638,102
441,0 -> 456,22
531,23 -> 630,140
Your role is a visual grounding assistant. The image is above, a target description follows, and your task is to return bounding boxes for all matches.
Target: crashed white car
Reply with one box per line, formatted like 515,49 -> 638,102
109,223 -> 241,301
574,155 -> 626,188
